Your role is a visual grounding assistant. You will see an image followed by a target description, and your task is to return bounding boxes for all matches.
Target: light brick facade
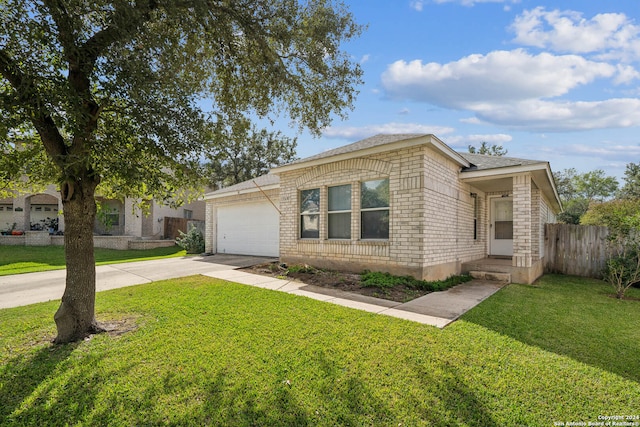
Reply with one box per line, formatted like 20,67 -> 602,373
277,145 -> 487,280
204,134 -> 561,284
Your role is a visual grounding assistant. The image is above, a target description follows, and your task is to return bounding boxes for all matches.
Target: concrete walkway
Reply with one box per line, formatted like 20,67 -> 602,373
1,254 -> 506,328
202,268 -> 505,328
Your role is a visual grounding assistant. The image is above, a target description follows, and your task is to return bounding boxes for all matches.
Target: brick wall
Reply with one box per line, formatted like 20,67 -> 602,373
278,145 -> 485,280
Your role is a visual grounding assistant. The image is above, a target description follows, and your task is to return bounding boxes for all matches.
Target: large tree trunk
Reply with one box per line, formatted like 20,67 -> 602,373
54,178 -> 103,344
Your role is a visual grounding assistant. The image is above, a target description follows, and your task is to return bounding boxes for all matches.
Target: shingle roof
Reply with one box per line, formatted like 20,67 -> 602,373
285,134 -> 428,165
459,152 -> 545,172
204,173 -> 280,198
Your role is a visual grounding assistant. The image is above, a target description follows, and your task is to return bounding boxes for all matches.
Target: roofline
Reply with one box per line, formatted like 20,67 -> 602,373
460,162 -> 549,180
203,183 -> 280,200
460,162 -> 562,211
271,134 -> 470,174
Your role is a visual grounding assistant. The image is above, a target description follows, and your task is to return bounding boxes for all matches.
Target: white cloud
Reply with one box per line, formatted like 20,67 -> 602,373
409,1 -> 423,12
511,7 -> 640,61
381,49 -> 615,109
360,54 -> 371,65
398,108 -> 411,115
323,122 -> 455,140
555,142 -> 640,161
614,64 -> 640,85
475,98 -> 640,132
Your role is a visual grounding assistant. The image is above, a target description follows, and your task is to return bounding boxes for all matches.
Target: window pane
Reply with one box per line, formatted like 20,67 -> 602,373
495,221 -> 513,239
301,214 -> 319,238
328,212 -> 351,239
361,210 -> 389,239
361,179 -> 389,209
328,185 -> 351,211
300,189 -> 320,214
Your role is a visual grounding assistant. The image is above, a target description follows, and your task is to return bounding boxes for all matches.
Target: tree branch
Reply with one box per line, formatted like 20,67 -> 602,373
0,49 -> 67,166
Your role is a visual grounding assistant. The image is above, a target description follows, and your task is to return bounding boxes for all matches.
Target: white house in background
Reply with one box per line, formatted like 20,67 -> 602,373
203,134 -> 562,284
1,184 -> 205,238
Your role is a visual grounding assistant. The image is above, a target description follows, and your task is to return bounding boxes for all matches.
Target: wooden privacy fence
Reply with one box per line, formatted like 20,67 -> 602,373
164,217 -> 205,240
544,223 -> 609,278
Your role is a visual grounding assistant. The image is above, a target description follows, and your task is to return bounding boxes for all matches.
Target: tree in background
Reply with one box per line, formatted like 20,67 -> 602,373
619,162 -> 640,200
0,0 -> 362,343
582,199 -> 640,299
468,141 -> 508,156
553,168 -> 619,224
204,116 -> 297,189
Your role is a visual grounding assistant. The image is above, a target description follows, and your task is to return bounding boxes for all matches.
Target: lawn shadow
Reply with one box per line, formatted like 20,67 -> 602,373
462,278 -> 640,384
411,362 -> 499,426
197,369 -> 312,426
0,342 -> 78,423
0,338 -> 142,425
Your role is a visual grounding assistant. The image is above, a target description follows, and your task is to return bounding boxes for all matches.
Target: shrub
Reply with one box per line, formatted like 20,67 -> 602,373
360,271 -> 472,292
175,226 -> 204,254
287,264 -> 317,274
583,199 -> 640,299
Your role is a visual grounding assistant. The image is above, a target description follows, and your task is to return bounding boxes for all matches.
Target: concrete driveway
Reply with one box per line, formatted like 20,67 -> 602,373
0,254 -> 274,309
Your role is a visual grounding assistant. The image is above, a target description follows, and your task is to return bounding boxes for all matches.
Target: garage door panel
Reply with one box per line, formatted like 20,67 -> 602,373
216,202 -> 279,257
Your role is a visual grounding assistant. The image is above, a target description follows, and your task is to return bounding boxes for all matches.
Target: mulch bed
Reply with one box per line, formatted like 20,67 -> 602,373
240,262 -> 432,303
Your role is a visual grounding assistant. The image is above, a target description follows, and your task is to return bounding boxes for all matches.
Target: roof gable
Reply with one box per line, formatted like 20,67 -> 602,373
272,133 -> 469,173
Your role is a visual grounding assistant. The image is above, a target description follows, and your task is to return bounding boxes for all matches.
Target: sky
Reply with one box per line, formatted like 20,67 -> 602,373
278,0 -> 640,181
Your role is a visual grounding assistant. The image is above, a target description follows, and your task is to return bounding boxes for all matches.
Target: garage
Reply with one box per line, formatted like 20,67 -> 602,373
216,201 -> 280,257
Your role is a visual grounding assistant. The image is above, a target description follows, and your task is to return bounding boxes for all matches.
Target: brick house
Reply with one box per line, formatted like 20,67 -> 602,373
204,134 -> 561,284
1,184 -> 205,239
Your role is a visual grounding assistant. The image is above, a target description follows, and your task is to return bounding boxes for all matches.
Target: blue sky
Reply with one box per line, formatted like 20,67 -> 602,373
281,0 -> 640,180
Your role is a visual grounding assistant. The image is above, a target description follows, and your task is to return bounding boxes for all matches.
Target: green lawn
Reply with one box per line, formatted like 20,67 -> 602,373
1,274 -> 639,426
0,245 -> 187,276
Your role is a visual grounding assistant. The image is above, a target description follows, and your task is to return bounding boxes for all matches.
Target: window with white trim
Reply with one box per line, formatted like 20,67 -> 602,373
360,179 -> 389,239
300,188 -> 320,238
328,184 -> 351,239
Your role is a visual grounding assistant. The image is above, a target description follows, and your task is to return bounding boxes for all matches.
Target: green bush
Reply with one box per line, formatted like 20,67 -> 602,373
361,270 -> 471,292
175,226 -> 204,254
287,264 -> 317,274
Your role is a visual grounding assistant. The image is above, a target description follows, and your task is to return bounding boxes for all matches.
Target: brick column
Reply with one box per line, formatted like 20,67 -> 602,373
512,173 -> 532,268
205,202 -> 215,254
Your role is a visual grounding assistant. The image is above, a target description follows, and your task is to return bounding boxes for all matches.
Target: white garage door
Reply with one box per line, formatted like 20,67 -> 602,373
216,201 -> 279,256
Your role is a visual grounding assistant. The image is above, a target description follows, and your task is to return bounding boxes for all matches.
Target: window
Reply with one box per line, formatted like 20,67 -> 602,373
183,209 -> 193,219
328,184 -> 351,239
105,212 -> 120,226
300,188 -> 320,238
361,179 -> 389,239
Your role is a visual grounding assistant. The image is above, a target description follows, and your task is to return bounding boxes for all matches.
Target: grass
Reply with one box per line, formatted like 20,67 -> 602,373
462,274 -> 640,383
0,245 -> 187,276
1,274 -> 639,426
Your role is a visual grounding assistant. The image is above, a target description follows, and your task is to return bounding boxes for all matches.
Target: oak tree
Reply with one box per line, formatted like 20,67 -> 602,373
204,116 -> 297,189
0,0 -> 362,343
467,141 -> 507,156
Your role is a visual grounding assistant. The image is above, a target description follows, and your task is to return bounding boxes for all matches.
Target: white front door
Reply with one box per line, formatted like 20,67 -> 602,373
490,197 -> 513,256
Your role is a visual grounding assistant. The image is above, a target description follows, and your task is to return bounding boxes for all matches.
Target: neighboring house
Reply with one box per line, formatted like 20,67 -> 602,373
1,184 -> 206,239
204,134 -> 561,284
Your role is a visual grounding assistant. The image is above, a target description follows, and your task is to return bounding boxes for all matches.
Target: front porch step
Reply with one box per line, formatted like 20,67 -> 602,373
468,270 -> 511,284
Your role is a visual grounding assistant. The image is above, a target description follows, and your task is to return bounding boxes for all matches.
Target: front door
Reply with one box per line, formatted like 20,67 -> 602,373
490,197 -> 513,256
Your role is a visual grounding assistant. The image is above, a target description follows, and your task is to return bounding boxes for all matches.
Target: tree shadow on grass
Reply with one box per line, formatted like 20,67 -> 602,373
462,278 -> 640,384
0,339 -> 141,426
415,364 -> 500,427
0,342 -> 78,423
